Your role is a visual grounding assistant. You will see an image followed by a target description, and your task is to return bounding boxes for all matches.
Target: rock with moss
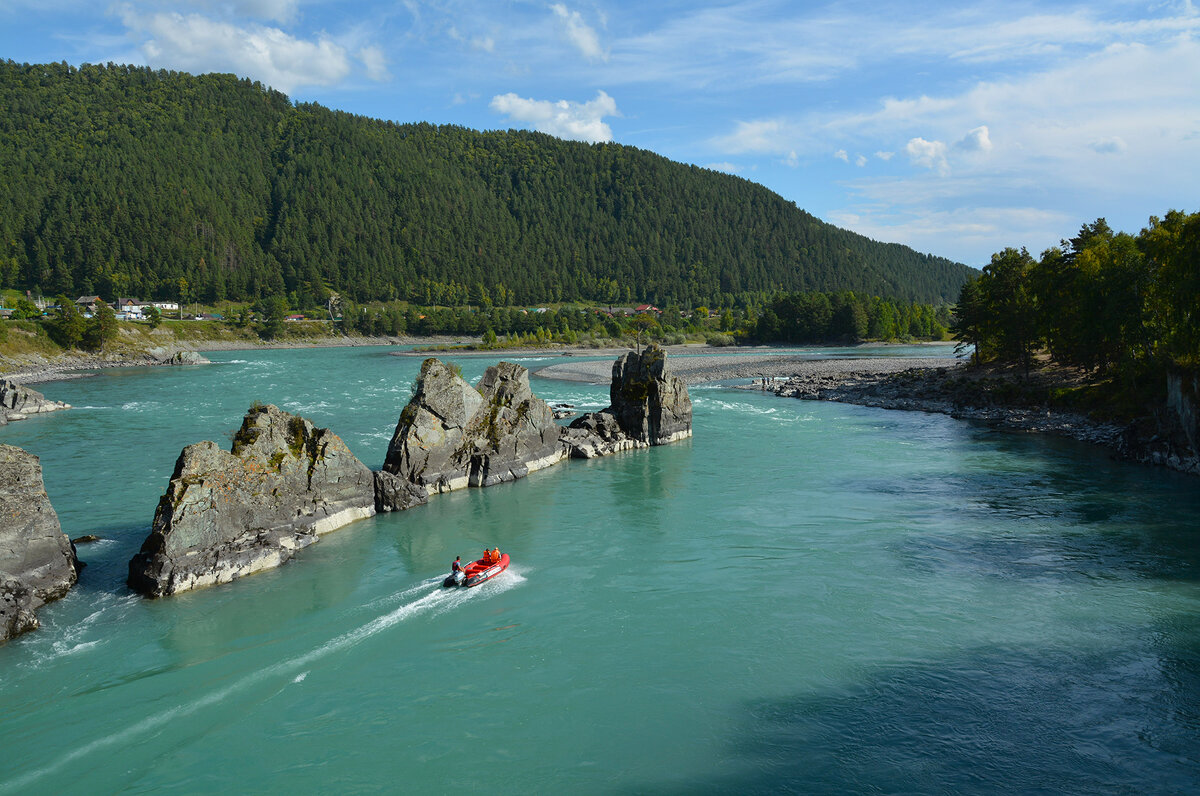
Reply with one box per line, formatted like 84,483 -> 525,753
609,344 -> 693,444
565,345 -> 692,457
0,379 -> 71,423
382,358 -> 566,492
128,404 -> 376,597
1,444 -> 80,643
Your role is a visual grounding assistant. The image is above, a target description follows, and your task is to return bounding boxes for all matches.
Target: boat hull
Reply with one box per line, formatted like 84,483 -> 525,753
443,553 -> 510,588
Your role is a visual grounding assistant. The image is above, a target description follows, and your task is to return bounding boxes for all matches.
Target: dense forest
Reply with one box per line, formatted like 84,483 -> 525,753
0,61 -> 973,310
953,211 -> 1199,386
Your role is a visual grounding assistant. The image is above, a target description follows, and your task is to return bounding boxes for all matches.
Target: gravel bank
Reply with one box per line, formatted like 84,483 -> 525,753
534,352 -> 959,386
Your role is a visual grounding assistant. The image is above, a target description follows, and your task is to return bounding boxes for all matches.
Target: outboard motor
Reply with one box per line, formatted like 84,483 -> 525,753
442,569 -> 466,588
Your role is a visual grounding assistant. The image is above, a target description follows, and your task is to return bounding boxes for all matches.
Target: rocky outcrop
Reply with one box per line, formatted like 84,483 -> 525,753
373,469 -> 429,513
0,378 -> 71,422
147,347 -> 211,366
128,404 -> 376,597
1,444 -> 79,643
382,359 -> 566,492
564,344 -> 693,458
609,344 -> 693,445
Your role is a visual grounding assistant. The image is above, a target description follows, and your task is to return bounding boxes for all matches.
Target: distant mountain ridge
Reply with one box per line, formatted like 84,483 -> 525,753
0,61 -> 975,307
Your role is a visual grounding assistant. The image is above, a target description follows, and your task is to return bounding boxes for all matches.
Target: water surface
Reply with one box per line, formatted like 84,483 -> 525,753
1,346 -> 1196,793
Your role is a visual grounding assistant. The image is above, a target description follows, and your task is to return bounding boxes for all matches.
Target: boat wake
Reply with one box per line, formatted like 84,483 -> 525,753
0,571 -> 523,793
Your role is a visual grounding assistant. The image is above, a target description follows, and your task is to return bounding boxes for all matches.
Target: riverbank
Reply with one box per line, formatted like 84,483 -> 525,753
0,332 -> 424,384
740,359 -> 1198,477
534,350 -> 959,386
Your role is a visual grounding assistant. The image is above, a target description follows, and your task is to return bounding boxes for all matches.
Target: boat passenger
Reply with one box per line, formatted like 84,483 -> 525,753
452,556 -> 463,574
491,548 -> 501,563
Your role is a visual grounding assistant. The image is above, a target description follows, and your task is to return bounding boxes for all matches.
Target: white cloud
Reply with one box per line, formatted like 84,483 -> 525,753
906,137 -> 949,175
359,46 -> 390,82
784,150 -> 799,167
855,154 -> 868,167
875,151 -> 895,161
705,162 -> 740,174
712,119 -> 794,154
834,149 -> 849,162
122,11 -> 352,93
551,3 -> 608,62
490,90 -> 619,142
955,125 -> 992,152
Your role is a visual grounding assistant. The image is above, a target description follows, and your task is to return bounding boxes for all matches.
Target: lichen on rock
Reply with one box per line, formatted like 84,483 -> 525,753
128,403 -> 376,597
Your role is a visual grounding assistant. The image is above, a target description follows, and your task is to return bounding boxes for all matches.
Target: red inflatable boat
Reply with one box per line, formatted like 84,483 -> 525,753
443,553 -> 510,588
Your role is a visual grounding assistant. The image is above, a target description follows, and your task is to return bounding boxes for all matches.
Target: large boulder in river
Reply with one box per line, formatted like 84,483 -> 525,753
0,444 -> 79,642
564,345 -> 692,457
0,379 -> 71,423
382,358 -> 565,493
128,404 -> 376,597
609,344 -> 692,444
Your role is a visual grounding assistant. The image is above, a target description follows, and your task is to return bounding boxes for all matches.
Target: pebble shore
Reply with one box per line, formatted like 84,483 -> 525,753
534,351 -> 958,385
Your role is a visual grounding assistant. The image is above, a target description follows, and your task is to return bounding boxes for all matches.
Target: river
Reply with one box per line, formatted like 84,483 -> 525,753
1,346 -> 1197,793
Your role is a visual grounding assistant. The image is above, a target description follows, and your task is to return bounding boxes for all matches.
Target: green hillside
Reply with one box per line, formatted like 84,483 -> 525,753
0,61 -> 974,308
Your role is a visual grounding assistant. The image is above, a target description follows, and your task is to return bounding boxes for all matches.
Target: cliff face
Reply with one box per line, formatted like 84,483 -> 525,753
128,404 -> 376,597
382,359 -> 565,493
564,344 -> 693,458
0,444 -> 79,642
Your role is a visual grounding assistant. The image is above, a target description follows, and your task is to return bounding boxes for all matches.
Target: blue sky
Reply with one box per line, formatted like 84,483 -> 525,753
3,1 -> 1198,267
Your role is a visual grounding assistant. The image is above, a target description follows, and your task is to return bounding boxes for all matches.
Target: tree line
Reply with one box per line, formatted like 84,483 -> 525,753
952,211 -> 1199,386
0,61 -> 973,312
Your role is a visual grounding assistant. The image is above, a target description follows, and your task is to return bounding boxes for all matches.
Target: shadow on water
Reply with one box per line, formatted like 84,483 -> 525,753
839,422 -> 1200,584
660,633 -> 1200,795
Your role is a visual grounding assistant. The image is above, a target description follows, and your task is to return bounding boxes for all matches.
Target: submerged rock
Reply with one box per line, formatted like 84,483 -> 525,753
0,378 -> 71,422
382,358 -> 566,492
0,444 -> 79,643
128,404 -> 376,597
565,344 -> 692,457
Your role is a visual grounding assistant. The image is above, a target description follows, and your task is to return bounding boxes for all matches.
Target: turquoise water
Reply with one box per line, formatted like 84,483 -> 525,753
1,346 -> 1198,794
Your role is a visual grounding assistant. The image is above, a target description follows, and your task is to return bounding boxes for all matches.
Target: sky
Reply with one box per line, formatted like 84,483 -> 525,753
3,1 -> 1198,268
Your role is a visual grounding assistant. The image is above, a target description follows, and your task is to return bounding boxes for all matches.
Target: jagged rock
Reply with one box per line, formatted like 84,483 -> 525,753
565,345 -> 692,457
373,470 -> 429,512
382,359 -> 485,492
0,444 -> 79,643
562,411 -> 646,458
0,378 -> 71,422
608,345 -> 693,444
382,358 -> 566,492
128,404 -> 376,597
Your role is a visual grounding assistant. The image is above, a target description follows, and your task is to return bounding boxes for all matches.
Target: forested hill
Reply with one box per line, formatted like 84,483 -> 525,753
0,61 -> 974,308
